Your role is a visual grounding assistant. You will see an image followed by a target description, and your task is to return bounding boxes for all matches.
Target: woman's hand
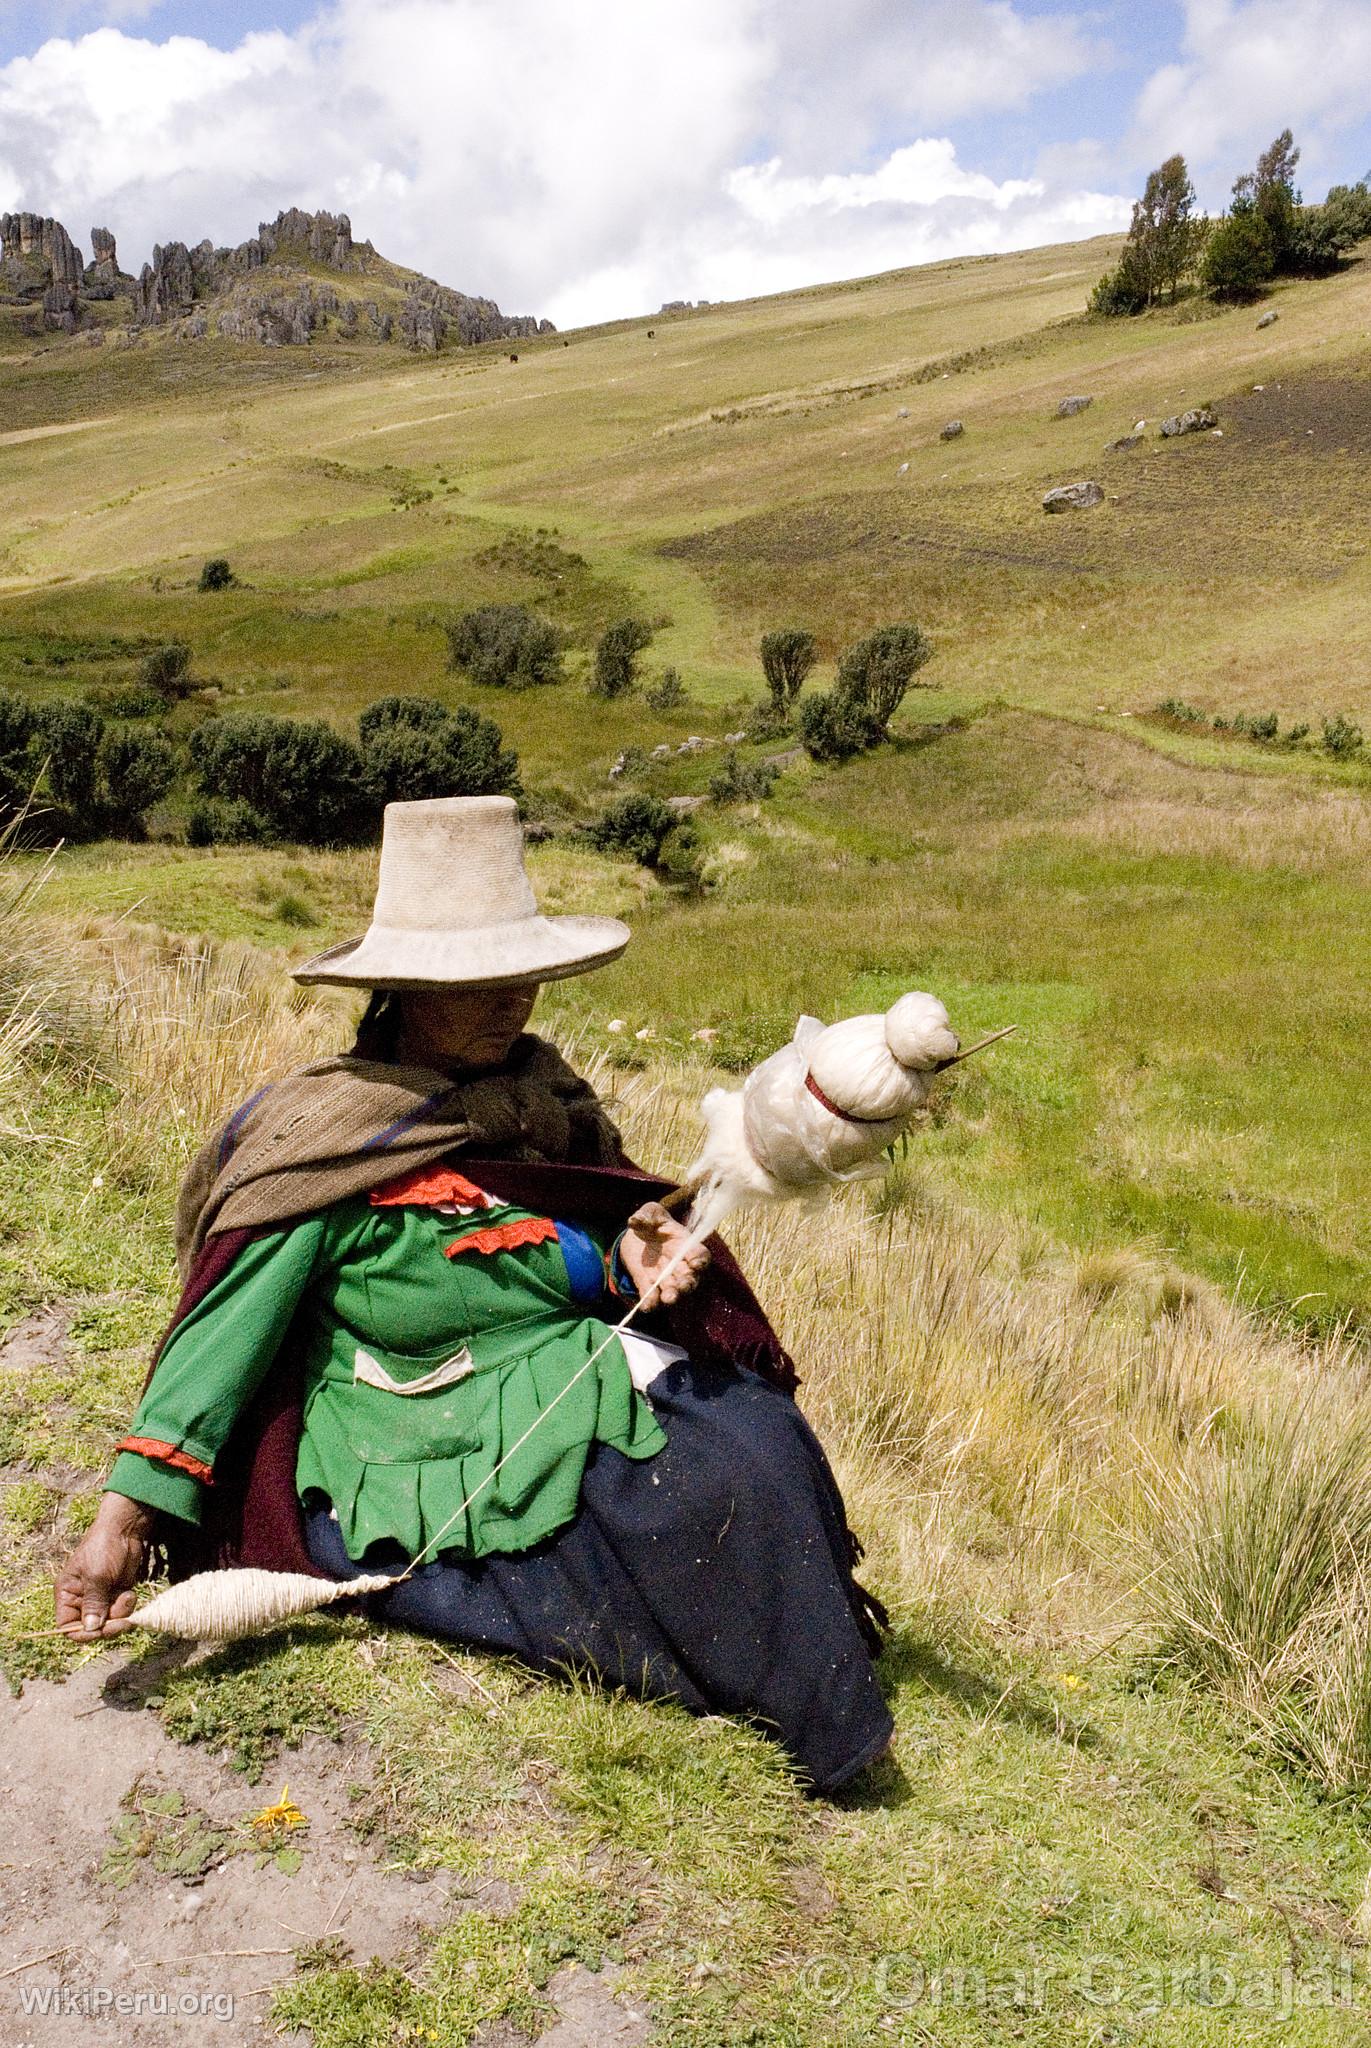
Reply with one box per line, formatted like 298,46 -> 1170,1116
53,1493 -> 154,1640
619,1201 -> 711,1309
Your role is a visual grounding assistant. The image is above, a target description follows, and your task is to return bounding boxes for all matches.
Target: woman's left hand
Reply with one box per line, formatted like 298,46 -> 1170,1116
619,1201 -> 711,1307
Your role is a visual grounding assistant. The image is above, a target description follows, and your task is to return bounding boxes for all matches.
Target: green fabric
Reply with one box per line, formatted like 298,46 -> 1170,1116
106,1192 -> 667,1563
106,1451 -> 203,1523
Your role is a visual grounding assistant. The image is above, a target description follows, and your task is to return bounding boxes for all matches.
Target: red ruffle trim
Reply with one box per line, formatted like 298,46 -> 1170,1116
445,1215 -> 559,1260
369,1164 -> 493,1210
114,1435 -> 214,1485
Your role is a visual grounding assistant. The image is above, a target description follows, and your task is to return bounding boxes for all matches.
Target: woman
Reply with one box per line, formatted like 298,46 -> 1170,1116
55,797 -> 894,1794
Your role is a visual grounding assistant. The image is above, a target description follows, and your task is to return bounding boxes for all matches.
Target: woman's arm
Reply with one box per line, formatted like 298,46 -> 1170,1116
616,1201 -> 711,1307
55,1214 -> 327,1638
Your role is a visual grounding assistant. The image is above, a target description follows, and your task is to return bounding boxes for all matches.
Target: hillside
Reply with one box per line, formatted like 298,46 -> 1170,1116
3,228 -> 1371,2045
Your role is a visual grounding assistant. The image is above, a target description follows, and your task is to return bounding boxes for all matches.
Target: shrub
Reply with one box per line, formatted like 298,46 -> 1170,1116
1089,259 -> 1148,317
1321,714 -> 1364,759
744,699 -> 792,742
444,605 -> 563,689
645,666 -> 685,712
198,557 -> 235,592
139,641 -> 195,703
759,627 -> 817,712
708,751 -> 779,804
798,690 -> 883,763
34,702 -> 102,811
84,680 -> 163,719
96,728 -> 177,831
0,693 -> 39,810
186,799 -> 273,847
357,695 -> 451,744
1156,696 -> 1206,724
363,704 -> 520,807
188,714 -> 370,845
835,622 -> 933,732
1202,211 -> 1275,299
587,793 -> 676,865
591,616 -> 653,699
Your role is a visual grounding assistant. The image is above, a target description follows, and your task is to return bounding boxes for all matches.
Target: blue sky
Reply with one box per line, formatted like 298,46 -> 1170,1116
2,1 -> 1369,327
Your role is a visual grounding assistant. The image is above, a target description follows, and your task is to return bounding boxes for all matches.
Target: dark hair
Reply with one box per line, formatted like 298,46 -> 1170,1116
351,989 -> 402,1061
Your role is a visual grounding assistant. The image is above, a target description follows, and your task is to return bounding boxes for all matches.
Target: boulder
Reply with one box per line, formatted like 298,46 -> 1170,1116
1056,395 -> 1093,418
1106,434 -> 1143,453
1160,407 -> 1217,437
1256,309 -> 1278,329
1042,480 -> 1104,513
940,419 -> 965,440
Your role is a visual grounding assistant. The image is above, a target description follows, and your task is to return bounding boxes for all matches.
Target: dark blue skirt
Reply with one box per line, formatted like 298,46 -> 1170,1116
303,1353 -> 893,1794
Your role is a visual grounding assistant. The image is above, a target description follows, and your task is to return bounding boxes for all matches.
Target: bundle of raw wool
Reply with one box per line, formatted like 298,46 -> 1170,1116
687,991 -> 967,1234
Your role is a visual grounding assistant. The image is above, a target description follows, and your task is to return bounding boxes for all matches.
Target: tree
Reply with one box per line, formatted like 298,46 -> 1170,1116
198,557 -> 235,591
759,628 -> 817,713
96,728 -> 177,833
1232,129 -> 1301,269
835,623 -> 933,733
139,641 -> 195,704
188,714 -> 370,845
1286,181 -> 1371,275
1092,154 -> 1205,313
591,616 -> 653,698
797,691 -> 882,763
444,605 -> 563,689
1203,210 -> 1275,298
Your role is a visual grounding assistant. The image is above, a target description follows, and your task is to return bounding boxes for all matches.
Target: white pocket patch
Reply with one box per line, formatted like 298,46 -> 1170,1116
354,1346 -> 475,1395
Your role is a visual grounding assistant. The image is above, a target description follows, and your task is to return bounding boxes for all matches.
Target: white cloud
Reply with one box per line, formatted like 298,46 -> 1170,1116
1131,0 -> 1371,199
0,1 -> 1127,324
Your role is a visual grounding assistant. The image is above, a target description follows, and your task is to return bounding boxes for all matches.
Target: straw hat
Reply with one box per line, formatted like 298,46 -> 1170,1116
292,796 -> 631,990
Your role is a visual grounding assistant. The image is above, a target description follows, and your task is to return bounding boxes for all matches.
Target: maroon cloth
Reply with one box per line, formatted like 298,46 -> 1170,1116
138,1156 -> 806,1588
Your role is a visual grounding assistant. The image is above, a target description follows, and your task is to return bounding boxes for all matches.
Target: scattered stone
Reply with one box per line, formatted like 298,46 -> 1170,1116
676,735 -> 711,754
940,419 -> 964,440
666,794 -> 706,816
723,730 -> 747,744
1056,395 -> 1093,418
764,747 -> 806,771
1256,309 -> 1278,329
1160,407 -> 1217,437
1106,434 -> 1143,453
896,461 -> 909,475
649,743 -> 672,760
1042,480 -> 1104,513
896,406 -> 910,419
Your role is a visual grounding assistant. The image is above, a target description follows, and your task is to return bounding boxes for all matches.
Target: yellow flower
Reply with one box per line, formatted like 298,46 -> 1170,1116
1055,1672 -> 1089,1693
250,1784 -> 308,1834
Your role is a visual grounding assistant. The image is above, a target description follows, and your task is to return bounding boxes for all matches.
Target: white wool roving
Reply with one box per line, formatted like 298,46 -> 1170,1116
688,992 -> 960,1232
132,1568 -> 400,1642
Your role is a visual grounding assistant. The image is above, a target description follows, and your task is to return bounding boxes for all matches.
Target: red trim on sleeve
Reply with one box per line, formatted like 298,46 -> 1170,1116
369,1164 -> 493,1210
445,1216 -> 559,1260
114,1436 -> 214,1485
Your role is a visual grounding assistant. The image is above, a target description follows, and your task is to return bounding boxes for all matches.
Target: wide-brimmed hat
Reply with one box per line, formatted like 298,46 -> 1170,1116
292,795 -> 631,990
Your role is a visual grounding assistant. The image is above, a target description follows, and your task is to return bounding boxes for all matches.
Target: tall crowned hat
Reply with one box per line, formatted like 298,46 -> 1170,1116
292,796 -> 630,990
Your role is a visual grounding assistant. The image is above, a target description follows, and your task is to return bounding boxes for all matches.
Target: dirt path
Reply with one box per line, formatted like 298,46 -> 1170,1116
0,417 -> 119,448
0,1654 -> 649,2044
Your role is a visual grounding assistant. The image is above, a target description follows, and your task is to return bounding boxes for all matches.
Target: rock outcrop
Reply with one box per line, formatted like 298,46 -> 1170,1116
1159,407 -> 1217,437
1043,480 -> 1104,513
1055,394 -> 1093,418
0,211 -> 84,290
84,225 -> 123,298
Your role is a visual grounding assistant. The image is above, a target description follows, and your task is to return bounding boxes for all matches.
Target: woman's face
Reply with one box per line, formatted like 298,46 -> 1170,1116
396,983 -> 540,1070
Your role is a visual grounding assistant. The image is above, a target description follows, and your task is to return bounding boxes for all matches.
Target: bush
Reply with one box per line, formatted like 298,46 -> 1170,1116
587,793 -> 676,865
1156,696 -> 1206,724
798,690 -> 883,763
198,557 -> 235,592
759,627 -> 817,712
186,799 -> 273,847
591,616 -> 653,699
645,666 -> 685,712
0,693 -> 39,810
84,680 -> 163,719
34,702 -> 102,811
1321,714 -> 1364,759
357,695 -> 452,743
139,641 -> 195,703
835,622 -> 934,732
1202,211 -> 1275,299
444,605 -> 563,689
96,728 -> 177,831
1089,259 -> 1149,317
708,751 -> 779,804
363,704 -> 520,807
744,699 -> 792,742
188,714 -> 370,845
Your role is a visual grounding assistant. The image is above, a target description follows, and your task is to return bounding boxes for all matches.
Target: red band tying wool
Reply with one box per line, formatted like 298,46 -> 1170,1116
804,1072 -> 896,1126
445,1215 -> 559,1260
115,1436 -> 215,1485
370,1164 -> 493,1210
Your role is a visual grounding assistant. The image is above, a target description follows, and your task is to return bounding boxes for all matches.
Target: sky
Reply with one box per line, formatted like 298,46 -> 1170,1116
1,1 -> 1369,329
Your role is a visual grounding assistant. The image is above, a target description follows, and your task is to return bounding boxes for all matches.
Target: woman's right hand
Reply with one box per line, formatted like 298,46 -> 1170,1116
54,1493 -> 155,1639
